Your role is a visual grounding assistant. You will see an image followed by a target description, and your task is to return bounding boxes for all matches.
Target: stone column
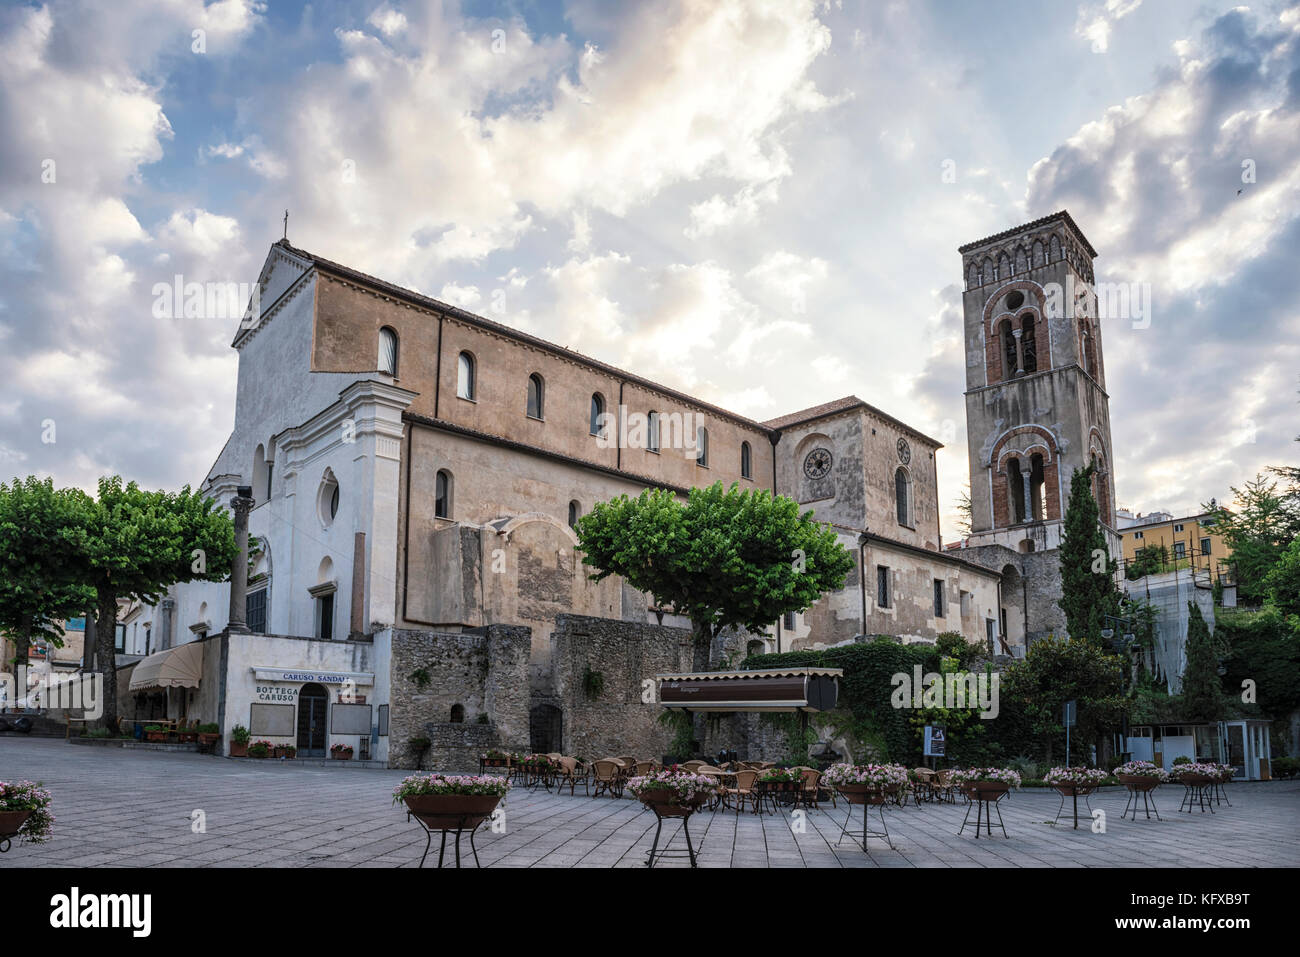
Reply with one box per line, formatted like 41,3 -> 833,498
1021,471 -> 1033,524
227,492 -> 254,634
1012,328 -> 1025,375
159,598 -> 175,649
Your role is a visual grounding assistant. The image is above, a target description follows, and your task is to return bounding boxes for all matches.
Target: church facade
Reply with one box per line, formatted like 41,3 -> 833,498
121,211 -> 1116,762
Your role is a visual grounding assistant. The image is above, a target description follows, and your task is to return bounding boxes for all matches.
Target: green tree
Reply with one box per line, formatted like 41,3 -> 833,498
1204,474 -> 1300,605
1263,536 -> 1300,620
575,482 -> 854,671
1000,634 -> 1128,765
953,484 -> 973,538
1058,464 -> 1122,641
1178,601 -> 1225,722
69,477 -> 238,731
0,477 -> 96,668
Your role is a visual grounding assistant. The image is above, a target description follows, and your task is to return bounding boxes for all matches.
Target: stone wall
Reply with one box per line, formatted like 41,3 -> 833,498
387,624 -> 531,770
550,613 -> 693,761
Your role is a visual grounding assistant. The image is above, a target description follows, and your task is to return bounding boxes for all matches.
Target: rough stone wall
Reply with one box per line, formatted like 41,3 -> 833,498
387,624 -> 531,770
550,614 -> 693,761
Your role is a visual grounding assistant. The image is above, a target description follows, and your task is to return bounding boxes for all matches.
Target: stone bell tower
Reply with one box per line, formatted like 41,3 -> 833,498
958,210 -> 1119,556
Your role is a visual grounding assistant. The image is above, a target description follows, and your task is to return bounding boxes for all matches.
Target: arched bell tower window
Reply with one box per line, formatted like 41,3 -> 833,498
1020,313 -> 1037,374
1008,457 -> 1027,524
1000,318 -> 1018,380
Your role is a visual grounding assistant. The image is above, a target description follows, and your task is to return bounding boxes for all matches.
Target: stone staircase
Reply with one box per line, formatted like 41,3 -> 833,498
0,712 -> 71,738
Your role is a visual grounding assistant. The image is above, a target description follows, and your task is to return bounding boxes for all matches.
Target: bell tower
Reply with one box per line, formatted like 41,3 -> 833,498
958,211 -> 1119,557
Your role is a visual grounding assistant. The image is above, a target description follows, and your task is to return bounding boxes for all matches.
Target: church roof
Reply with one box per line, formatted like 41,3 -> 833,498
763,396 -> 943,448
268,240 -> 941,446
956,209 -> 1098,258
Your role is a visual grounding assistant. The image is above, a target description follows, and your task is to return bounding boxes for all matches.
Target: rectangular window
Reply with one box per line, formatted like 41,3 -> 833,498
933,579 -> 945,618
876,565 -> 891,609
1135,531 -> 1144,540
985,618 -> 997,655
316,593 -> 334,641
1174,523 -> 1184,532
959,590 -> 972,616
246,588 -> 267,634
1173,541 -> 1186,560
783,611 -> 796,630
1200,537 -> 1211,556
114,623 -> 126,654
378,704 -> 389,737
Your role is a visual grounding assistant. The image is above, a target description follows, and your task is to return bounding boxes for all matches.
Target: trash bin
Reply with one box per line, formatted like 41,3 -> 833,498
133,722 -> 144,740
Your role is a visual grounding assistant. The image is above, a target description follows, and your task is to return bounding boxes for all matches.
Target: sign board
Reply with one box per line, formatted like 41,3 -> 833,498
923,725 -> 946,757
250,703 -> 295,736
1064,700 -> 1077,728
251,667 -> 374,686
255,683 -> 298,704
330,703 -> 372,735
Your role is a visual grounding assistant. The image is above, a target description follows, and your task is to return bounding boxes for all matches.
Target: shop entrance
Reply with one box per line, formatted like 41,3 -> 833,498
297,683 -> 328,756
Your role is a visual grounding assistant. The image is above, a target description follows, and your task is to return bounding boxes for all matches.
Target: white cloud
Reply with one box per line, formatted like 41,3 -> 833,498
1075,0 -> 1143,53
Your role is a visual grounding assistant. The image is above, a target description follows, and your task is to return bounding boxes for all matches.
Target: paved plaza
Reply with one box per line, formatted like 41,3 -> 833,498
2,738 -> 1297,868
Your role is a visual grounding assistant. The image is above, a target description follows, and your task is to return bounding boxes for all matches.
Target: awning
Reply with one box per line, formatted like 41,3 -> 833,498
655,668 -> 843,713
129,643 -> 204,692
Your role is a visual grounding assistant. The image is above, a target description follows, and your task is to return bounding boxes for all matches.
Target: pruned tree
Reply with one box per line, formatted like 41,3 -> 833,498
1179,601 -> 1226,722
0,477 -> 96,669
575,482 -> 855,671
67,477 -> 237,731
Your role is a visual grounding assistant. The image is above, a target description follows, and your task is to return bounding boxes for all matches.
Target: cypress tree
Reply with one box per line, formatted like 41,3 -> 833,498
1058,464 -> 1121,642
1180,601 -> 1225,721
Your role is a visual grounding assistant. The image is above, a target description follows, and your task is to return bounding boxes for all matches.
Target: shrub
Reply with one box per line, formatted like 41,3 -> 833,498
1172,755 -> 1192,766
231,725 -> 251,745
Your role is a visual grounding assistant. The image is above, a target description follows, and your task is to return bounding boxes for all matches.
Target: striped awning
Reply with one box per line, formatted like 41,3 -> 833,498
128,643 -> 204,692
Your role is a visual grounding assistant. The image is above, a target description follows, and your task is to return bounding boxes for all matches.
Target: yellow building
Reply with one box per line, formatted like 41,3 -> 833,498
1116,510 -> 1233,582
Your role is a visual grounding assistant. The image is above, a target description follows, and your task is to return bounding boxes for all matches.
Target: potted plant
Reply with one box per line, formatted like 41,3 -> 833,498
331,743 -> 354,761
757,766 -> 804,793
143,724 -> 169,743
1114,760 -> 1167,791
275,744 -> 298,760
481,748 -> 512,768
393,773 -> 510,829
0,780 -> 54,848
627,769 -> 718,817
229,725 -> 251,758
950,767 -> 1023,798
1168,761 -> 1218,786
196,723 -> 221,751
1044,766 -> 1108,796
822,763 -> 909,804
248,740 -> 273,759
176,726 -> 199,744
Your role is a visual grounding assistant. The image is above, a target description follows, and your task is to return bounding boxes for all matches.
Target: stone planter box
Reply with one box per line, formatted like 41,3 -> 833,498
835,784 -> 888,805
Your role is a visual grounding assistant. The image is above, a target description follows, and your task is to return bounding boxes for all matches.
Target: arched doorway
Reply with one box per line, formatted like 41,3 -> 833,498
529,703 -> 562,754
297,682 -> 329,756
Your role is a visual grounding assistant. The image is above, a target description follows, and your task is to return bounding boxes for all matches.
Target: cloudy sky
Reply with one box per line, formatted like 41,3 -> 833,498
1,0 -> 1297,540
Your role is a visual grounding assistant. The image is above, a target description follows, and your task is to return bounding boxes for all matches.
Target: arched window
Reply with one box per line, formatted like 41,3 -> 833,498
895,467 -> 911,526
379,327 -> 398,375
982,259 -> 994,285
568,500 -> 580,528
1008,457 -> 1026,523
1020,313 -> 1037,374
590,393 -> 606,437
968,263 -> 978,289
1014,247 -> 1027,274
435,469 -> 452,519
1081,325 -> 1098,379
998,253 -> 1011,279
696,427 -> 709,467
457,352 -> 475,400
1049,235 -> 1062,262
741,441 -> 752,479
1030,452 -> 1046,521
647,411 -> 660,453
1032,239 -> 1044,266
318,470 -> 340,527
527,373 -> 544,419
450,704 -> 465,723
1000,317 -> 1018,379
253,444 -> 268,505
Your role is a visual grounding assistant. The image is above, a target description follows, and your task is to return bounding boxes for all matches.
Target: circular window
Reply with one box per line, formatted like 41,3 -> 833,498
318,473 -> 340,527
1006,291 -> 1025,310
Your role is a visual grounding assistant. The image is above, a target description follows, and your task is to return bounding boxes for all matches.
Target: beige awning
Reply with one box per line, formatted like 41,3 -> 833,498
129,643 -> 204,692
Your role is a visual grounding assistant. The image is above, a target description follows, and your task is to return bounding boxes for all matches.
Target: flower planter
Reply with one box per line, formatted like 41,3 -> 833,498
1117,774 -> 1161,792
481,758 -> 509,768
145,731 -> 168,743
1051,783 -> 1099,798
0,810 -> 32,838
177,731 -> 198,743
1174,773 -> 1214,787
332,751 -> 353,761
836,784 -> 888,805
962,781 -> 1012,800
636,789 -> 707,818
229,741 -> 248,757
403,793 -> 503,830
197,732 -> 220,751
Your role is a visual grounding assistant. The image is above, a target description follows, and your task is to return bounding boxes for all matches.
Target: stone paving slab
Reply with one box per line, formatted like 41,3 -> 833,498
2,738 -> 1297,868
